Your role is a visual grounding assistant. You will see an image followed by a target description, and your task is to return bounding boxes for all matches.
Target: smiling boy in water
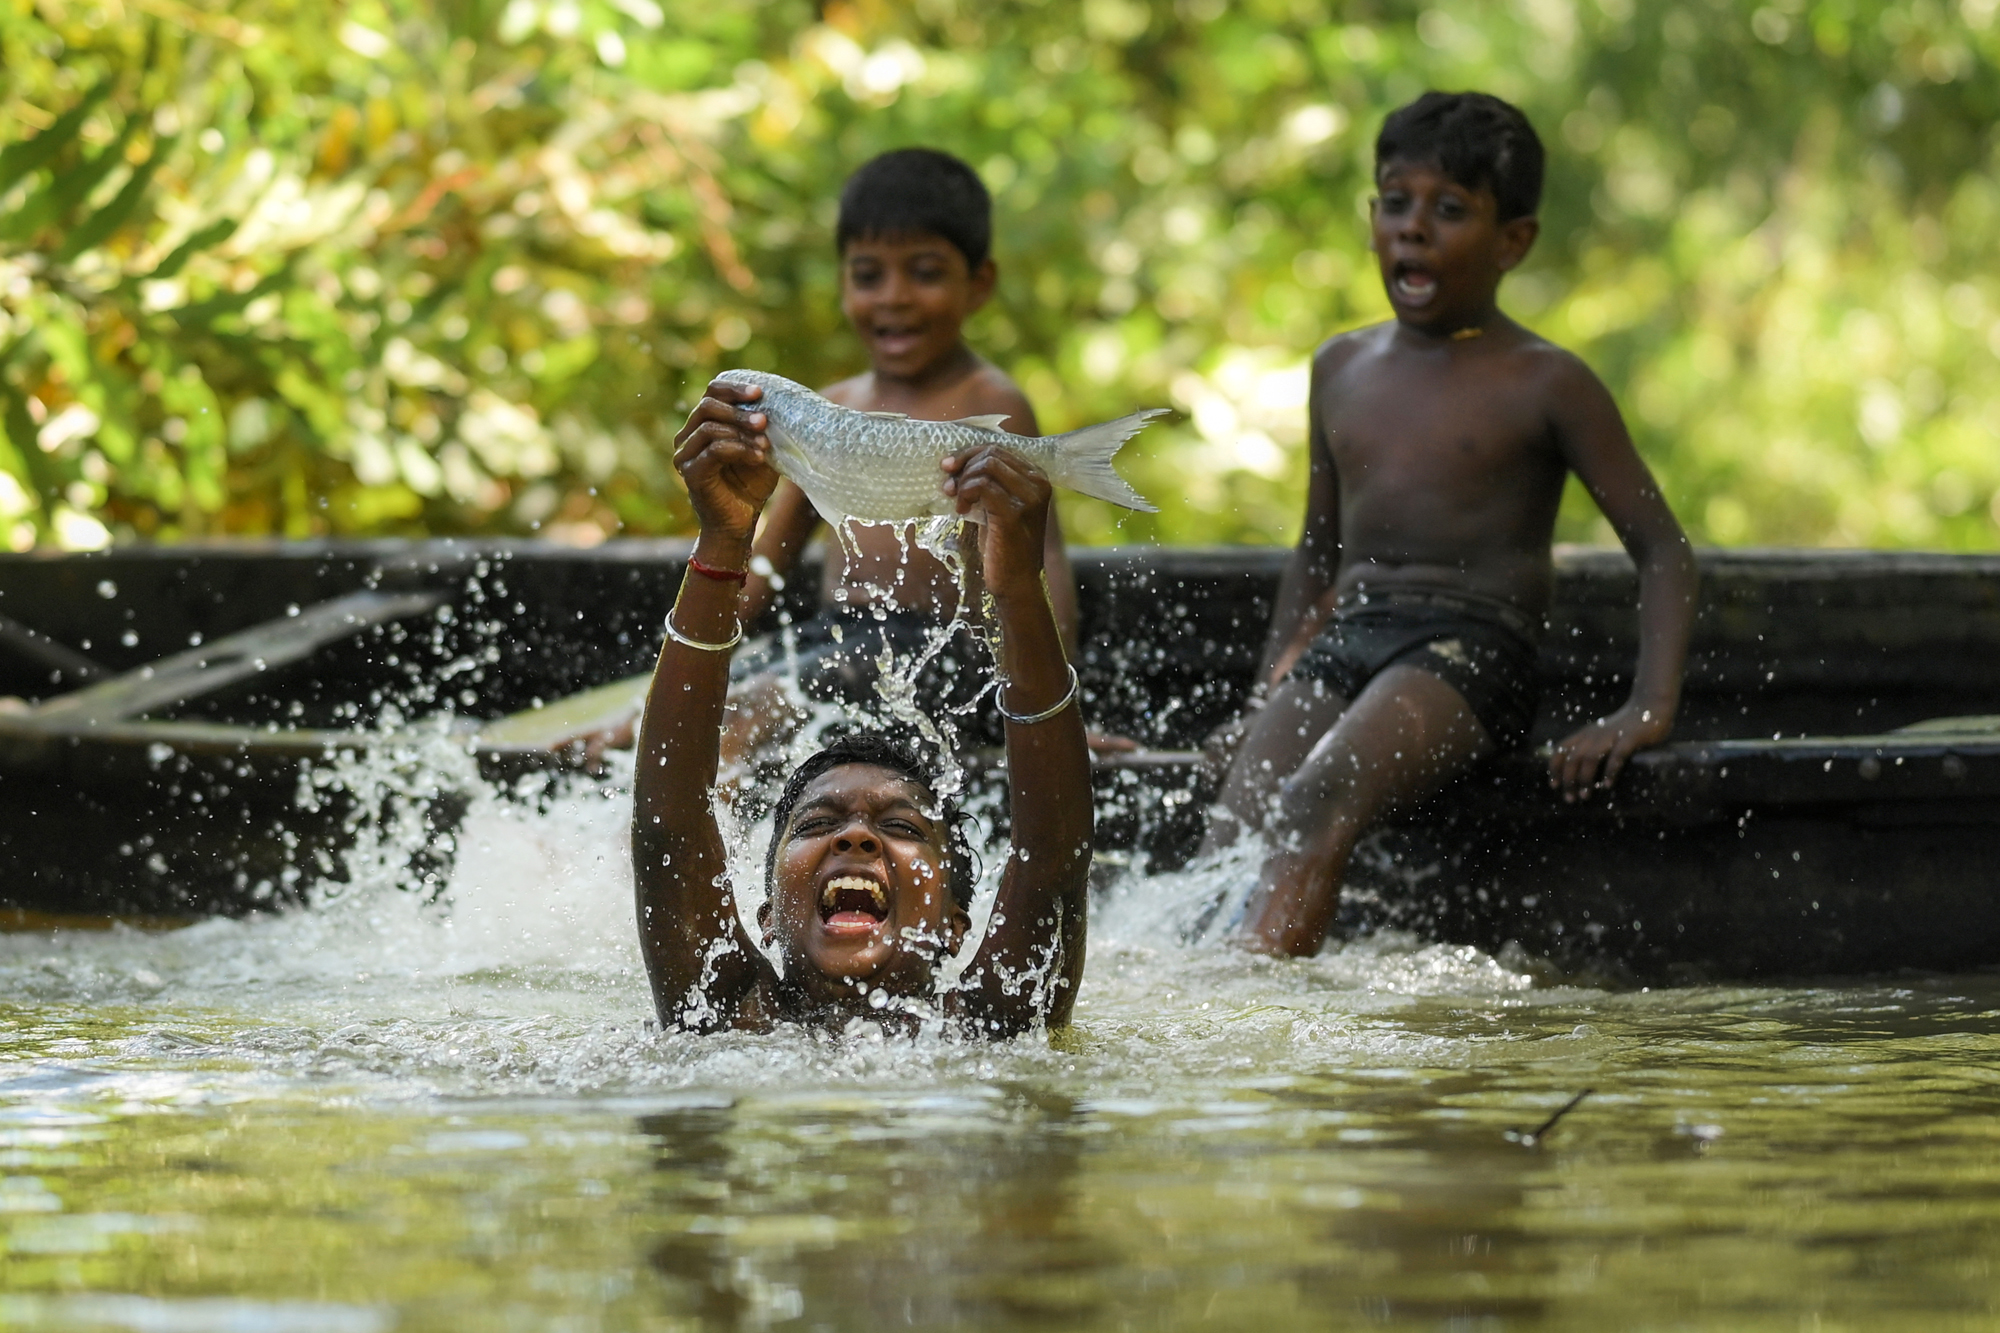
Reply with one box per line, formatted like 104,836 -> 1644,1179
635,387 -> 1090,1035
1207,92 -> 1699,957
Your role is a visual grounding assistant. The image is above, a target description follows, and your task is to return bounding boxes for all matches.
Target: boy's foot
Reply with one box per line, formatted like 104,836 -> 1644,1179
1235,848 -> 1343,957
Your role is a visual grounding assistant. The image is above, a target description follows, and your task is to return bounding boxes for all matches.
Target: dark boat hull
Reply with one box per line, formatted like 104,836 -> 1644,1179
2,541 -> 1996,979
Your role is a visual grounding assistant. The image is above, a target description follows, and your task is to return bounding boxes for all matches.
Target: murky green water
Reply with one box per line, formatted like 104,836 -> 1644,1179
3,775 -> 1998,1331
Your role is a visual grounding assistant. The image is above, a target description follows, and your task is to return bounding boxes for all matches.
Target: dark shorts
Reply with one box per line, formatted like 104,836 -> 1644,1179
730,605 -> 990,719
1287,590 -> 1544,751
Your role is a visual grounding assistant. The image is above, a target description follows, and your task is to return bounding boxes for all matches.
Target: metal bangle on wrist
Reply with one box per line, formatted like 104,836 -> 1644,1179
664,613 -> 742,653
996,663 -> 1079,726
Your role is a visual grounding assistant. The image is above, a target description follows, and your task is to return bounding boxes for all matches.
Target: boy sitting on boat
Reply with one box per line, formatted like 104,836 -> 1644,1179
1207,91 -> 1699,957
634,393 -> 1090,1035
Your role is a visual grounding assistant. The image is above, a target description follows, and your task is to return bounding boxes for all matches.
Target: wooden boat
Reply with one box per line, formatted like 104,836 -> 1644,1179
2,541 -> 1996,980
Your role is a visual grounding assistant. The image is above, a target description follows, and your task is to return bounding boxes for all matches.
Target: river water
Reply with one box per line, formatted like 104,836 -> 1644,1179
3,755 -> 1998,1331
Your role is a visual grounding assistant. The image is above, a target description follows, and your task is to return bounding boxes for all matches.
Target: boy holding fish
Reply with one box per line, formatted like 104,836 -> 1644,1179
1207,92 -> 1699,956
636,371 -> 1094,1035
591,149 -> 1151,763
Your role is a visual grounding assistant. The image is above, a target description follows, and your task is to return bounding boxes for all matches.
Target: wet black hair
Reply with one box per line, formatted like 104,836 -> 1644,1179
764,733 -> 976,910
836,147 -> 992,271
1375,91 -> 1545,223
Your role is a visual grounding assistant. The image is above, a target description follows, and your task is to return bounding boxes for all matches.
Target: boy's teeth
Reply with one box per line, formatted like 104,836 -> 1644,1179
820,876 -> 887,913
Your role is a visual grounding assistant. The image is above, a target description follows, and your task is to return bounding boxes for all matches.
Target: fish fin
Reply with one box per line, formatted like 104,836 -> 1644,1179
949,413 -> 1013,433
860,410 -> 909,420
1044,409 -> 1167,512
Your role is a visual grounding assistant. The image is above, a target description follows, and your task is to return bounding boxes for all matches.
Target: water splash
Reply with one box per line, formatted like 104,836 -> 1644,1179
809,514 -> 993,803
0,536 -> 1547,1101
0,742 -> 1543,1112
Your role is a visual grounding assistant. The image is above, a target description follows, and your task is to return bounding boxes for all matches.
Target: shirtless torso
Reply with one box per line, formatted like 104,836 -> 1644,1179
1312,322 -> 1592,628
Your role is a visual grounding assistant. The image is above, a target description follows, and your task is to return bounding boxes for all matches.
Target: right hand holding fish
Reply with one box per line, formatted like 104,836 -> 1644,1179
674,379 -> 781,550
939,444 -> 1051,605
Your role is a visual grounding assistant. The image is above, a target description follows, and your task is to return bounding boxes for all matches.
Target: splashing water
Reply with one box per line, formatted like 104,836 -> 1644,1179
0,723 -> 1537,1094
796,515 -> 993,803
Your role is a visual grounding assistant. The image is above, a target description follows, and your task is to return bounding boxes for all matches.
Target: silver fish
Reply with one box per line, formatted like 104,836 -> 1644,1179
716,369 -> 1162,522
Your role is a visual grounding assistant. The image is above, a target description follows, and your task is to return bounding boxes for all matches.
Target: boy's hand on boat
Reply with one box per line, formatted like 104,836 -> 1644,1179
939,444 -> 1050,600
674,380 -> 780,543
1549,702 -> 1672,801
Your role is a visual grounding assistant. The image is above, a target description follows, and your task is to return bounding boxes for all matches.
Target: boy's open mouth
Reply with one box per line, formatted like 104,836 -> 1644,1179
872,323 -> 923,351
1391,262 -> 1437,306
819,874 -> 889,931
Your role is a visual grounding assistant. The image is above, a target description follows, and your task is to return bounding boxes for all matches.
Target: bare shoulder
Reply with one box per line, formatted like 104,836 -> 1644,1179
1500,326 -> 1611,403
1311,323 -> 1390,379
955,358 -> 1037,433
819,370 -> 873,408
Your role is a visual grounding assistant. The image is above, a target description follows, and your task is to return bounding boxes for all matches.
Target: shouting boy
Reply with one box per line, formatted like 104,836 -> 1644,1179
1208,91 -> 1699,957
636,385 -> 1091,1035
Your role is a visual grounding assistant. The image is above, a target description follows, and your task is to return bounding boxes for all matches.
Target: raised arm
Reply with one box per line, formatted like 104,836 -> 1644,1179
937,445 -> 1093,1033
1255,363 -> 1343,687
1546,356 -> 1699,799
632,379 -> 783,1029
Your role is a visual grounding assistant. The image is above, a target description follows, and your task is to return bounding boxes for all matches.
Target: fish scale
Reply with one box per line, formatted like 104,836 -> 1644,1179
718,369 -> 1163,523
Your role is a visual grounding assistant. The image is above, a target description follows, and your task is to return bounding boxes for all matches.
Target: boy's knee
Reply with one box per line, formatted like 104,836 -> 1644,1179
1273,766 -> 1370,833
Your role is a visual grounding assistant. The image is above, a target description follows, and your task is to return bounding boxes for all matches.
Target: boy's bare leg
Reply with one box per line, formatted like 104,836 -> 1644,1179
1237,665 -> 1494,957
1202,676 -> 1352,852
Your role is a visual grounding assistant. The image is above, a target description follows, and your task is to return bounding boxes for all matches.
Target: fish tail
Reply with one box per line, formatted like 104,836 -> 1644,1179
1045,409 -> 1166,512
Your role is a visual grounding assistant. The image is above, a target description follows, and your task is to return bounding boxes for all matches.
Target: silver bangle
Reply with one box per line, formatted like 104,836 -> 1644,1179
664,612 -> 742,653
996,663 -> 1079,725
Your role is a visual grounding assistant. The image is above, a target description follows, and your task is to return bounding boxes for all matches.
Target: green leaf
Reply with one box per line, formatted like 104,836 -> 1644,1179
0,117 -> 140,245
0,83 -> 109,197
0,387 -> 56,519
170,265 -> 291,325
58,136 -> 174,261
147,217 -> 239,281
274,365 -> 344,441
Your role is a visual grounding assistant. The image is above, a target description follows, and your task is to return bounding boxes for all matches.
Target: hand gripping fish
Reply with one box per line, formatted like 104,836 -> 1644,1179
716,369 -> 1163,522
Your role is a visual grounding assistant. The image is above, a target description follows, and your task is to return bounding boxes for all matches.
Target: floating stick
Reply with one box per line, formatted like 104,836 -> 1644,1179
1506,1087 -> 1594,1147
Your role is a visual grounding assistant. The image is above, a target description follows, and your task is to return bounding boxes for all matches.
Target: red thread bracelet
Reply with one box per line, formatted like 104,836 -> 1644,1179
688,554 -> 748,583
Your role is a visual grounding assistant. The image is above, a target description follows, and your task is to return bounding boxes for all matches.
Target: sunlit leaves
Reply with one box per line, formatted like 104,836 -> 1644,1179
0,0 -> 1996,551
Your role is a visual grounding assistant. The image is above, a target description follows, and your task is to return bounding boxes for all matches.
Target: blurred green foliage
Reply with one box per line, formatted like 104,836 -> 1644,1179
2,0 -> 1997,552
